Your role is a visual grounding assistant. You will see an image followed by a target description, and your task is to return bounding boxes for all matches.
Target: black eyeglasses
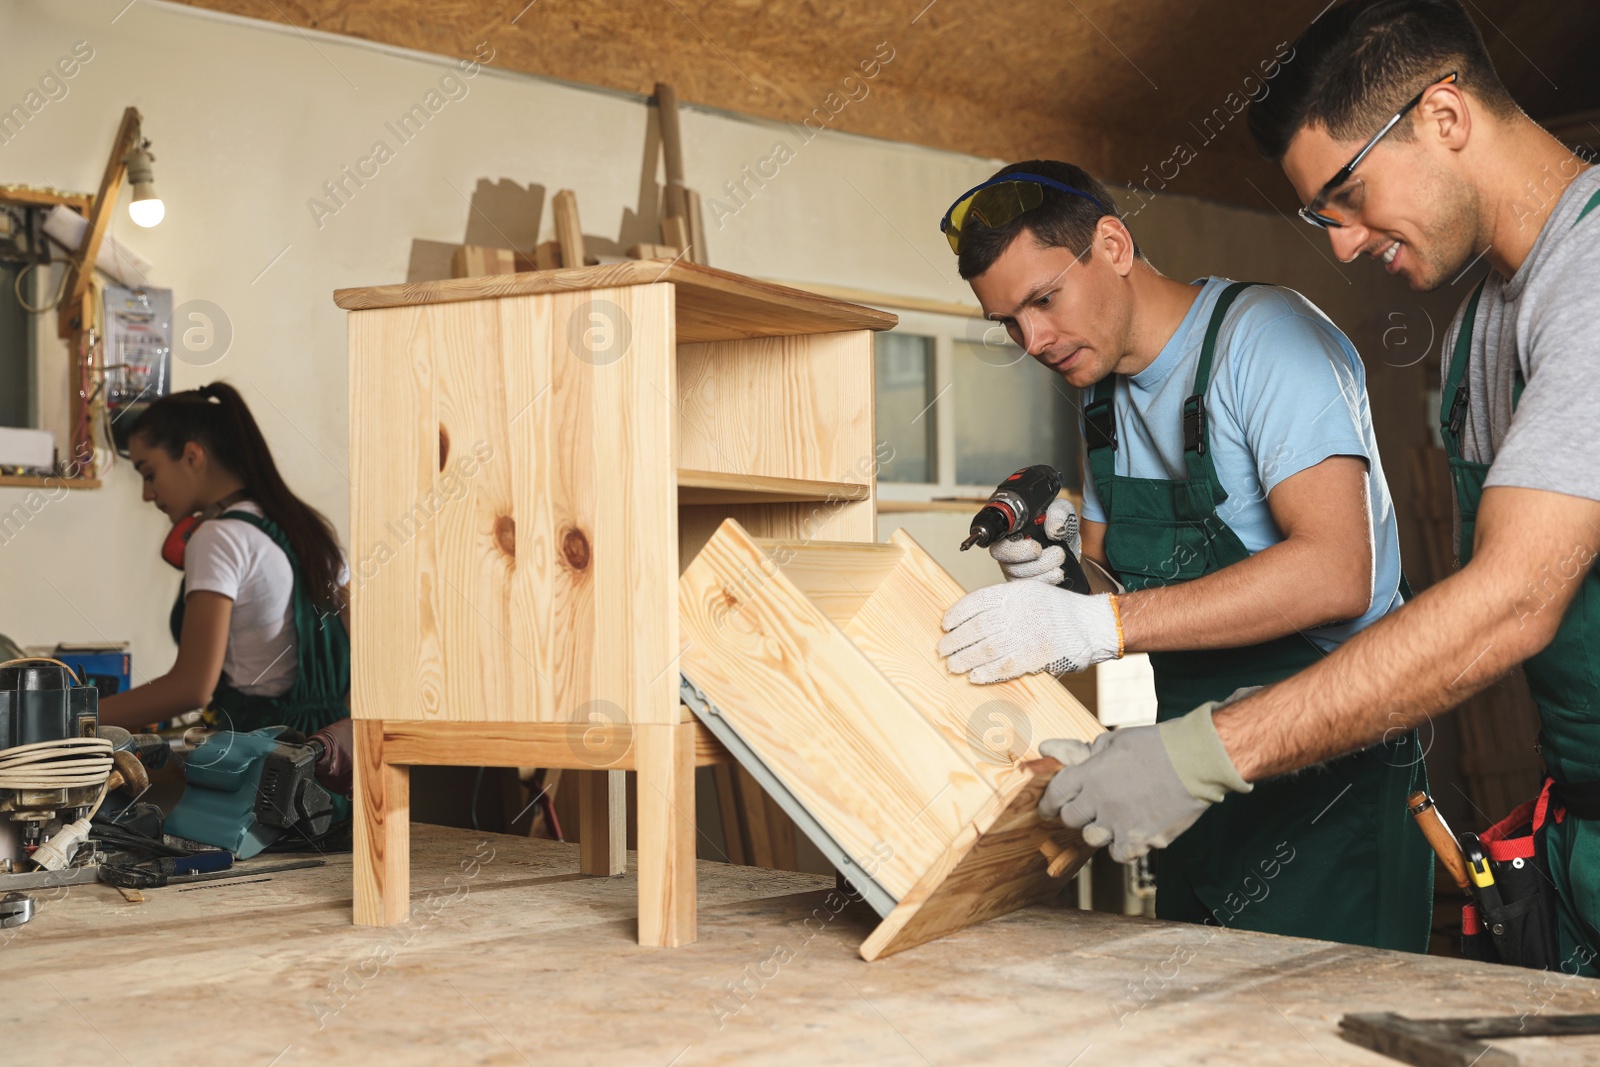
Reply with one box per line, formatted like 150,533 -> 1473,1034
1299,71 -> 1458,229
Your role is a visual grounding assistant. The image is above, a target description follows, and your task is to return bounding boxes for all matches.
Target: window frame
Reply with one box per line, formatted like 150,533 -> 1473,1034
874,308 -> 1082,503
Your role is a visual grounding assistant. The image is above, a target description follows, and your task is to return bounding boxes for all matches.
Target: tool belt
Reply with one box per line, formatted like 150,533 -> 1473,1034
1459,777 -> 1597,969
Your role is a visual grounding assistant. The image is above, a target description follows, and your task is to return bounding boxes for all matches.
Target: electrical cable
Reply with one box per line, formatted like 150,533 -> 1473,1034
12,257 -> 68,314
0,737 -> 114,790
471,766 -> 485,832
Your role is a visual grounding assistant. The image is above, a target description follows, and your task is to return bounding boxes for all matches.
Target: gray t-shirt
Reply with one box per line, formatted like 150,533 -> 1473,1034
1445,163 -> 1600,511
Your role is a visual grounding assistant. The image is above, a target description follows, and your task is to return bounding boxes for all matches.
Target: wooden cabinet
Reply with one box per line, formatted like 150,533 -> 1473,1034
335,262 -> 895,946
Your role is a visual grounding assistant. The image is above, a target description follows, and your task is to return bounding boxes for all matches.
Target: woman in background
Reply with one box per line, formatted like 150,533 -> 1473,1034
98,383 -> 350,737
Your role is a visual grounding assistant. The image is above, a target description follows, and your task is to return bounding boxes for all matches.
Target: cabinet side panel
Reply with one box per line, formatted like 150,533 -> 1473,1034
349,305 -> 436,721
556,285 -> 679,728
502,292 -> 590,724
432,300 -> 519,722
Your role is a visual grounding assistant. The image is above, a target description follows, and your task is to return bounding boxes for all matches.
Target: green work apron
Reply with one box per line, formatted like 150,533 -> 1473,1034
170,508 -> 351,737
1084,282 -> 1432,950
1441,194 -> 1600,973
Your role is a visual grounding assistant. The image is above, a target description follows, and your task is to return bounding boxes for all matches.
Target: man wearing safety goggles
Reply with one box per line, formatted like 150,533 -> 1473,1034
935,157 -> 1431,949
1034,0 -> 1600,974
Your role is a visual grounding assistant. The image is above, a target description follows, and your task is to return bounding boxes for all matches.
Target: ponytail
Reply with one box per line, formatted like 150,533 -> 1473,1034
130,383 -> 345,609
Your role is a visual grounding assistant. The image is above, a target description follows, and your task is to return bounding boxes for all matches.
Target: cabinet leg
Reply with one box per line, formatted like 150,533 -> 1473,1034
637,722 -> 696,947
353,719 -> 410,926
578,770 -> 626,876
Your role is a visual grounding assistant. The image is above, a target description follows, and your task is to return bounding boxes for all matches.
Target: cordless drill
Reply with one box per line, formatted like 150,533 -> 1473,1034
960,464 -> 1092,594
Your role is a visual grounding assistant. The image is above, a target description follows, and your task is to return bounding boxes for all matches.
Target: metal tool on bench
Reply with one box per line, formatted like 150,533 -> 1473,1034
0,659 -> 109,878
1341,1011 -> 1600,1067
960,464 -> 1093,594
165,727 -> 336,859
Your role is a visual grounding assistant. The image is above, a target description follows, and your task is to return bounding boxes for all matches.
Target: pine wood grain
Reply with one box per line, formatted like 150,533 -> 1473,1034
349,303 -> 436,722
859,760 -> 1091,961
680,519 -> 996,899
552,189 -> 585,272
351,286 -> 678,725
352,719 -> 411,925
578,770 -> 626,876
636,722 -> 697,946
676,331 -> 875,482
843,529 -> 1103,786
451,245 -> 518,278
333,261 -> 897,343
676,469 -> 869,506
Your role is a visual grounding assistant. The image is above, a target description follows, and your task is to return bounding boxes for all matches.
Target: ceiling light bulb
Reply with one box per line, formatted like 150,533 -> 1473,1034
128,187 -> 164,227
124,141 -> 163,227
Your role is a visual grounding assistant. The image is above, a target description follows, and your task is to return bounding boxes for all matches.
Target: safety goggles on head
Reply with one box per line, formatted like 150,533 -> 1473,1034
941,172 -> 1111,254
1298,71 -> 1458,229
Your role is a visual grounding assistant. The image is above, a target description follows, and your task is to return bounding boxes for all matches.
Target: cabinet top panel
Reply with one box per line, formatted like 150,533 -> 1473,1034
333,261 -> 898,343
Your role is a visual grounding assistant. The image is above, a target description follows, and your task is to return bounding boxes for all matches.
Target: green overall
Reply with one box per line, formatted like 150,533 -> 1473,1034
170,509 -> 351,737
1442,200 -> 1600,973
1084,282 -> 1432,950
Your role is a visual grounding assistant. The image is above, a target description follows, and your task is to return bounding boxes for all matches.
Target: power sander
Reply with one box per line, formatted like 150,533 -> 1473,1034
166,727 -> 340,859
960,464 -> 1092,594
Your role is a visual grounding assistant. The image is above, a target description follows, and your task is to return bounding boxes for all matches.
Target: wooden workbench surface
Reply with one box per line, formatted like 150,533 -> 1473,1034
4,824 -> 1597,1065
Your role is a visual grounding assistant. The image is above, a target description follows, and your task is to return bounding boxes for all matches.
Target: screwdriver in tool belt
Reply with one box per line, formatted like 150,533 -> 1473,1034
1459,832 -> 1503,914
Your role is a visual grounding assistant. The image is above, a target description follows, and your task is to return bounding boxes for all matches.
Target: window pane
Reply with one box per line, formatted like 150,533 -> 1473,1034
953,337 -> 1080,489
873,332 -> 936,483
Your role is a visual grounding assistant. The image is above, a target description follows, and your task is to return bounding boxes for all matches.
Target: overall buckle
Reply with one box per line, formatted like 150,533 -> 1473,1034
1447,384 -> 1469,440
1085,398 -> 1117,452
1182,394 -> 1206,455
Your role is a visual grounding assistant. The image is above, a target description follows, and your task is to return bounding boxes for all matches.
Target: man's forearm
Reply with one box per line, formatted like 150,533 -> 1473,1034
1213,552 -> 1542,780
1213,485 -> 1600,781
1118,534 -> 1369,653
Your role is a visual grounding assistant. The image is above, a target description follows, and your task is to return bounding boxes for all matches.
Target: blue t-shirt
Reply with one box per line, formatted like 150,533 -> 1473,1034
1080,277 -> 1404,651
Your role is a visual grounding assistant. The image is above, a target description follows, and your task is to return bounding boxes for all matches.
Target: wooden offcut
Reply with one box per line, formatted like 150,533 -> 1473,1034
450,244 -> 518,278
679,520 -> 1102,960
552,189 -> 585,271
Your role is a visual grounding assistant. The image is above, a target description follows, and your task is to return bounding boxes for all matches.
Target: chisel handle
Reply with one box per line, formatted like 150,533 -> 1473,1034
1408,790 -> 1472,891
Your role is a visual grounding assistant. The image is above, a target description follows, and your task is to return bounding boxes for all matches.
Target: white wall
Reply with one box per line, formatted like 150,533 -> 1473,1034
0,0 -> 1004,678
0,0 -> 1452,682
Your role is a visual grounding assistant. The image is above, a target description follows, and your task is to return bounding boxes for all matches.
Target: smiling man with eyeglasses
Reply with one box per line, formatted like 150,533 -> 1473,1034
934,159 -> 1432,951
1035,0 -> 1600,975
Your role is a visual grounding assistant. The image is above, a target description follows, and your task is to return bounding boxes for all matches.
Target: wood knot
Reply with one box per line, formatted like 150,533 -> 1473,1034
438,425 -> 451,471
562,527 -> 591,571
493,514 -> 516,558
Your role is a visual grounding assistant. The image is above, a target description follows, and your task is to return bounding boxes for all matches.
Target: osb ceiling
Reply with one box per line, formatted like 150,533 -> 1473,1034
177,0 -> 1600,214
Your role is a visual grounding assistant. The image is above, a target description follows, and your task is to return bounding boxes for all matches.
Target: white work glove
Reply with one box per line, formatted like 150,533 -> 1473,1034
938,580 -> 1120,684
988,498 -> 1080,584
1036,701 -> 1252,863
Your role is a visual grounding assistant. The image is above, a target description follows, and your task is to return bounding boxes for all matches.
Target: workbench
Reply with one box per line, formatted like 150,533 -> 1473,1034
5,824 -> 1599,1065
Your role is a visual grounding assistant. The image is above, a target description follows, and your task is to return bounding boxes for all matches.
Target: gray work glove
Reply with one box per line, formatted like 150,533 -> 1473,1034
988,498 -> 1079,584
939,580 -> 1120,683
1036,701 -> 1251,863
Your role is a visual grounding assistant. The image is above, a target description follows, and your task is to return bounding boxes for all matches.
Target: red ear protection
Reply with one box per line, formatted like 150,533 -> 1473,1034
162,513 -> 203,570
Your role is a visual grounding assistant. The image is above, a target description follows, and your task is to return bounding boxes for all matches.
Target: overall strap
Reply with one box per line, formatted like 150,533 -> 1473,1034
1083,378 -> 1118,513
1440,279 -> 1487,460
1182,282 -> 1256,488
1581,186 -> 1600,224
1439,190 -> 1595,456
